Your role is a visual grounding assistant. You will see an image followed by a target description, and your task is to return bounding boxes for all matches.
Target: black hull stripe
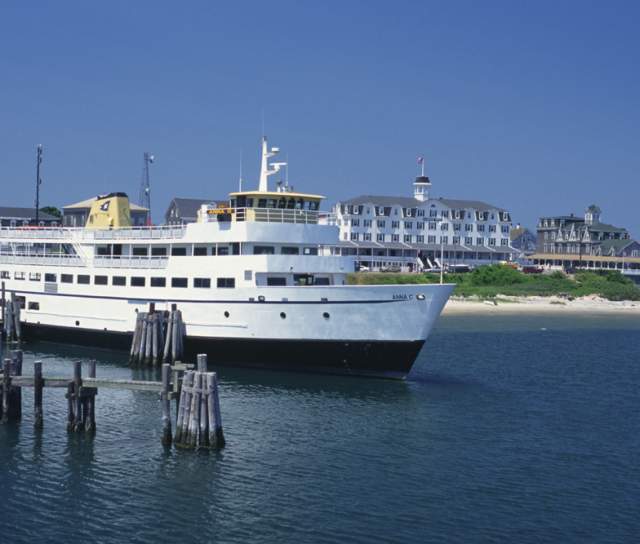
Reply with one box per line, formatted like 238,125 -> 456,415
8,288 -> 405,305
20,323 -> 423,379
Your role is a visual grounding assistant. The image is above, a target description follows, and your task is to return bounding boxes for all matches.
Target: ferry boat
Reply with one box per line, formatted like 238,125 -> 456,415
0,139 -> 454,378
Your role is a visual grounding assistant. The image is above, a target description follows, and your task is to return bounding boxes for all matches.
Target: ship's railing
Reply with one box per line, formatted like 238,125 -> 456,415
0,225 -> 186,241
93,256 -> 168,269
0,254 -> 84,267
232,208 -> 326,225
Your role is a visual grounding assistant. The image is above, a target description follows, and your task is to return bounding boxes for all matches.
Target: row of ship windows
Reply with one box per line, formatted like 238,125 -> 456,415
97,246 -> 318,257
345,220 -> 510,232
0,271 -> 235,289
345,234 -> 510,246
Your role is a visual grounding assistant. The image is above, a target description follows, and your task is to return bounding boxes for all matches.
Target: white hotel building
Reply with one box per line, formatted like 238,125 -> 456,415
330,175 -> 516,271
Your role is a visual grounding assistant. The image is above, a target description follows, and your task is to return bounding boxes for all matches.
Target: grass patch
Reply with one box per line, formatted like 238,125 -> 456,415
347,266 -> 640,302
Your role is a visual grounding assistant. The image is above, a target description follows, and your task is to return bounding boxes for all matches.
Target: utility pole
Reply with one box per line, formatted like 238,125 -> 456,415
35,144 -> 43,224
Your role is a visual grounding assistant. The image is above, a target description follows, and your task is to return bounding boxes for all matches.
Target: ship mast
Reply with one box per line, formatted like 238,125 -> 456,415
258,136 -> 286,192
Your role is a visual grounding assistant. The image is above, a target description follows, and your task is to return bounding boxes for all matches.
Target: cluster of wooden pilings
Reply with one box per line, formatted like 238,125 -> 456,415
173,354 -> 225,450
130,304 -> 185,366
1,287 -> 22,343
0,351 -> 224,451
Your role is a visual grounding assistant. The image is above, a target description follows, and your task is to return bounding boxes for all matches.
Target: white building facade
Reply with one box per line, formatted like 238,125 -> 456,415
331,175 -> 515,271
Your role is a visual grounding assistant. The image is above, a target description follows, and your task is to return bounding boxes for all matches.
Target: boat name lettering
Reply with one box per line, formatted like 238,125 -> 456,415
392,293 -> 413,301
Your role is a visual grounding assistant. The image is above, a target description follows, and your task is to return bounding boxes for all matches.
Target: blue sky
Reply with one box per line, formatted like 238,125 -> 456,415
1,0 -> 639,235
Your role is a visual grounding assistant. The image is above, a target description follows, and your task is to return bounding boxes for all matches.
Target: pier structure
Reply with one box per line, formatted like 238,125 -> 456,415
0,351 -> 224,451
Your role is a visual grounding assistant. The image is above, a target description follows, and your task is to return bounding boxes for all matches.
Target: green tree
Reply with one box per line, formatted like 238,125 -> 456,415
39,206 -> 62,219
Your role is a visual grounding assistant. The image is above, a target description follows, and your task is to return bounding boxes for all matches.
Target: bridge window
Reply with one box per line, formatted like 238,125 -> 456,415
44,273 -> 57,282
61,274 -> 73,283
172,278 -> 188,288
151,247 -> 167,256
281,246 -> 299,255
132,247 -> 148,256
112,276 -> 126,286
194,247 -> 208,256
29,272 -> 42,282
14,272 -> 25,280
171,247 -> 187,256
131,277 -> 146,287
267,277 -> 286,286
77,275 -> 90,284
94,275 -> 108,285
28,301 -> 40,311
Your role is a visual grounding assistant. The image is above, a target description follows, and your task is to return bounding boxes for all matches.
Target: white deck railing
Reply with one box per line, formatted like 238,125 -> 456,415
0,254 -> 84,267
0,225 -> 186,241
92,256 -> 168,269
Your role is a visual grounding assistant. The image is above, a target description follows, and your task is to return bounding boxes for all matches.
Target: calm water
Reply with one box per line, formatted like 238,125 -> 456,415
1,314 -> 639,544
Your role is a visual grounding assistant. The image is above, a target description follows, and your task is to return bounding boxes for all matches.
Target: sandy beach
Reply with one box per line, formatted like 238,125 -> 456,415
443,295 -> 640,315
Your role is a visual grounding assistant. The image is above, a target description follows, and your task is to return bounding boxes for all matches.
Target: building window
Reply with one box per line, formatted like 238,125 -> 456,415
428,222 -> 437,230
376,233 -> 385,242
131,277 -> 146,287
150,277 -> 166,287
417,222 -> 424,230
363,233 -> 372,241
501,225 -> 510,234
392,234 -> 399,242
391,221 -> 400,229
350,232 -> 359,241
193,247 -> 208,256
427,235 -> 436,243
172,277 -> 188,288
417,209 -> 425,217
489,238 -> 496,246
489,225 -> 497,233
440,223 -> 449,231
453,223 -> 461,231
112,276 -> 126,286
77,275 -> 90,284
94,275 -> 108,285
217,278 -> 235,288
477,237 -> 484,245
465,224 -> 473,232
404,222 -> 413,229
417,235 -> 424,243
363,220 -> 372,228
452,236 -> 460,244
194,278 -> 211,288
441,236 -> 449,244
351,219 -> 360,227
465,237 -> 473,245
441,210 -> 449,218
377,220 -> 386,228
404,235 -> 412,243
429,209 -> 438,217
477,225 -> 485,232
501,239 -> 508,246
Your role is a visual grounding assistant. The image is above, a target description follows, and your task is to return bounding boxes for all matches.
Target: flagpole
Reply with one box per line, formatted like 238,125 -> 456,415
35,144 -> 43,224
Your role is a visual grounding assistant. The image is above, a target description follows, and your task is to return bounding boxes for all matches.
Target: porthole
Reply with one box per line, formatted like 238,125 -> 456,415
323,312 -> 330,319
258,295 -> 265,302
280,312 -> 286,319
224,311 -> 230,318
417,294 -> 426,300
75,320 -> 80,326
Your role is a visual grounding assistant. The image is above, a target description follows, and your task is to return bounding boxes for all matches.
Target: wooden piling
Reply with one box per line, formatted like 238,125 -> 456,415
130,313 -> 142,362
72,361 -> 83,432
210,372 -> 225,448
10,350 -> 22,419
12,294 -> 21,342
151,313 -> 159,365
34,361 -> 43,429
163,311 -> 173,363
161,363 -> 172,446
2,358 -> 10,423
85,360 -> 97,433
197,353 -> 207,373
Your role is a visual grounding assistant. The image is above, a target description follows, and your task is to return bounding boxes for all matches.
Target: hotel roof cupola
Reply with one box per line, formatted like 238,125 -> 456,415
413,155 -> 431,202
584,204 -> 601,226
258,136 -> 287,192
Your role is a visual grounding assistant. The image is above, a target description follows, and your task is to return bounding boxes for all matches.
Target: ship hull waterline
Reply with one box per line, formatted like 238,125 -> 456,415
20,322 -> 425,379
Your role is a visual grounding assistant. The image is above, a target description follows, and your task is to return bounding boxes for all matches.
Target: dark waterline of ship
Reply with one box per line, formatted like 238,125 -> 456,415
1,313 -> 639,543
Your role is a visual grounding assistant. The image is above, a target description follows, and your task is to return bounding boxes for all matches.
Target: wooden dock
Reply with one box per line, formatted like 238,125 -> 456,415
0,350 -> 225,450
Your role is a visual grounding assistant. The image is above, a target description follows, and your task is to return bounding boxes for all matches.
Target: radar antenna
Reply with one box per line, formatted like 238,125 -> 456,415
258,136 -> 286,192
